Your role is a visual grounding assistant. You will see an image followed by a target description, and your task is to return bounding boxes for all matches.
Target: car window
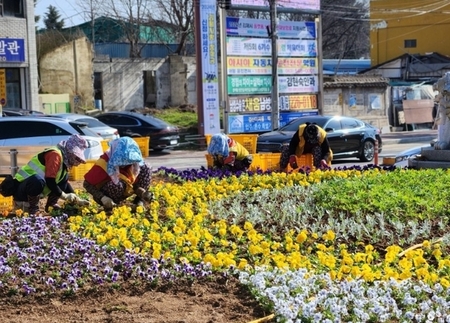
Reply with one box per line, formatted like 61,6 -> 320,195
325,119 -> 341,131
0,120 -> 72,139
69,122 -> 102,138
140,114 -> 171,127
77,118 -> 108,128
341,118 -> 360,129
115,116 -> 139,126
280,117 -> 328,131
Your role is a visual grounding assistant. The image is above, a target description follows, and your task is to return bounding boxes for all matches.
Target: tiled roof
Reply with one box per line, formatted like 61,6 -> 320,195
323,75 -> 390,88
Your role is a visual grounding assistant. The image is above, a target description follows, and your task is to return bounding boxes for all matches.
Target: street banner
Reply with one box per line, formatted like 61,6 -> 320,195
278,58 -> 318,75
279,75 -> 319,93
229,0 -> 320,11
228,110 -> 319,133
226,37 -> 317,57
229,95 -> 273,112
199,0 -> 221,134
227,75 -> 273,95
226,17 -> 316,39
278,39 -> 317,57
0,38 -> 25,62
229,94 -> 317,112
279,94 -> 317,110
226,57 -> 317,75
227,57 -> 272,75
226,38 -> 272,56
0,69 -> 6,106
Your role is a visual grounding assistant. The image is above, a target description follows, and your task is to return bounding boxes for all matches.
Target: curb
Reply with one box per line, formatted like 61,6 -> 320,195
382,135 -> 436,146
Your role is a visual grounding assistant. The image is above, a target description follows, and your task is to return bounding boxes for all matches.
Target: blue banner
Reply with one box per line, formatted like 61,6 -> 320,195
0,38 -> 25,62
228,110 -> 319,133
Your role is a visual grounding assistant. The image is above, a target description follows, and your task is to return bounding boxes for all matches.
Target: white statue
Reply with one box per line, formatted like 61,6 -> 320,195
432,72 -> 450,150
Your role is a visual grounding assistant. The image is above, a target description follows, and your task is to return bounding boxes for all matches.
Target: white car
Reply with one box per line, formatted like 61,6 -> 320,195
50,113 -> 120,140
0,117 -> 104,175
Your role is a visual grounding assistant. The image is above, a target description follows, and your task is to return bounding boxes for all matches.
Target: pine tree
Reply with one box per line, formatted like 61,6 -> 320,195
44,5 -> 65,31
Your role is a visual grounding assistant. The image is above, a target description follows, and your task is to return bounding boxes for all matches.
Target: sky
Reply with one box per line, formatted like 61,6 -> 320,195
35,0 -> 85,29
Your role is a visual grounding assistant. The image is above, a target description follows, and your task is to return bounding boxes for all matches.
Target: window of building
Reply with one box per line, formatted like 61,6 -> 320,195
0,0 -> 23,18
404,39 -> 417,48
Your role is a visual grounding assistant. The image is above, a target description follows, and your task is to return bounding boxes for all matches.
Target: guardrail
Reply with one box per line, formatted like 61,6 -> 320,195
0,147 -> 44,176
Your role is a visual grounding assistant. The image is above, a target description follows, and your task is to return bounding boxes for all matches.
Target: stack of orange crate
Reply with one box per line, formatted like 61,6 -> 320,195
0,177 -> 14,214
254,153 -> 314,172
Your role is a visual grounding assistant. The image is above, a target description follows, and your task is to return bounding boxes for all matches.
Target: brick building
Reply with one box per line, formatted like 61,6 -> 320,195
0,0 -> 39,110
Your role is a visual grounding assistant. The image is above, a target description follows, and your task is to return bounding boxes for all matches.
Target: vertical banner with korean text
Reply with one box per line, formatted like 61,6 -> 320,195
200,0 -> 221,134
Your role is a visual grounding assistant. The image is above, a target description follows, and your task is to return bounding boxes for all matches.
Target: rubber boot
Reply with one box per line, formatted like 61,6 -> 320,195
27,195 -> 40,214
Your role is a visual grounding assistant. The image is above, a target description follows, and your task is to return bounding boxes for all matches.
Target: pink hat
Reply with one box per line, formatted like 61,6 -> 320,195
63,134 -> 88,163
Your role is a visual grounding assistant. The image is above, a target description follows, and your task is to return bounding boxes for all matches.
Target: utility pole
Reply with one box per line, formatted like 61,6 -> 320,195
269,0 -> 279,131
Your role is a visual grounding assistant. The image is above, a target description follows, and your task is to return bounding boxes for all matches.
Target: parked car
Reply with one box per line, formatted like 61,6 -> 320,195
256,115 -> 383,162
95,111 -> 180,151
2,108 -> 44,117
0,117 -> 104,172
50,113 -> 120,140
393,143 -> 434,167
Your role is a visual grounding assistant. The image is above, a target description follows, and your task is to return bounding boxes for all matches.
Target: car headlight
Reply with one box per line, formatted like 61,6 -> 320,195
395,155 -> 415,163
85,139 -> 100,148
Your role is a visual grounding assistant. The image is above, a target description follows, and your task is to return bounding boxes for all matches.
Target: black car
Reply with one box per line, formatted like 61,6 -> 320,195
257,115 -> 382,162
95,111 -> 180,151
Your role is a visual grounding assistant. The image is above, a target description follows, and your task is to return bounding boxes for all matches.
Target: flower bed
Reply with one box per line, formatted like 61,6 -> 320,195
1,165 -> 450,322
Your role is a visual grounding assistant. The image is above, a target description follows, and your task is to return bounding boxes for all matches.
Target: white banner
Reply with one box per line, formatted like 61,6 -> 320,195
226,17 -> 316,39
200,0 -> 221,134
230,0 -> 320,11
226,37 -> 317,57
278,75 -> 319,93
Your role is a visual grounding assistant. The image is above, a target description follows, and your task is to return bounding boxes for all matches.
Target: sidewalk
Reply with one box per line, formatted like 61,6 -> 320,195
381,129 -> 437,146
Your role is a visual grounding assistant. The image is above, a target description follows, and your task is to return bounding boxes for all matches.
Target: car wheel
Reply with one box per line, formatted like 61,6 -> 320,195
360,140 -> 375,162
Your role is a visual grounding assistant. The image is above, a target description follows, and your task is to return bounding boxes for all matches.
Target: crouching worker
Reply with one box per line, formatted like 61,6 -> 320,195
280,122 -> 333,171
207,133 -> 253,172
12,134 -> 90,214
83,137 -> 153,211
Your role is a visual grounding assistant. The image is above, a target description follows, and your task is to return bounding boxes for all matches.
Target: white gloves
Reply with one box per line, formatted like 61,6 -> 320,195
61,192 -> 79,203
101,196 -> 116,209
61,192 -> 91,206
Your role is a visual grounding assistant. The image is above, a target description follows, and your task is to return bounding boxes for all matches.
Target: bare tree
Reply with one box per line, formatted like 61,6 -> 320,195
75,0 -> 103,44
321,0 -> 369,59
150,0 -> 194,55
102,0 -> 153,58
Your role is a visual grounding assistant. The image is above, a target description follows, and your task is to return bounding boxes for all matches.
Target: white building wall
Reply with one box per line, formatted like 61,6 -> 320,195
0,0 -> 39,110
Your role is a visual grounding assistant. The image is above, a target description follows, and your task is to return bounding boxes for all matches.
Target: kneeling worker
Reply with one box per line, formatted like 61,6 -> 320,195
207,133 -> 253,172
280,122 -> 332,171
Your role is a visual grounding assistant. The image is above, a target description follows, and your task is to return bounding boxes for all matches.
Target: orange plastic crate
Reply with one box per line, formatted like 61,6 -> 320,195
101,140 -> 110,152
206,153 -> 259,171
69,160 -> 97,181
0,178 -> 14,213
205,154 -> 214,168
132,137 -> 150,158
256,153 -> 282,171
253,153 -> 314,172
205,134 -> 258,154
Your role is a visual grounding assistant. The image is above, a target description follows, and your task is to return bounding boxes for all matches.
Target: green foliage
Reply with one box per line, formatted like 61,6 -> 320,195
153,108 -> 198,130
208,168 -> 450,249
313,168 -> 450,220
44,5 -> 65,31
